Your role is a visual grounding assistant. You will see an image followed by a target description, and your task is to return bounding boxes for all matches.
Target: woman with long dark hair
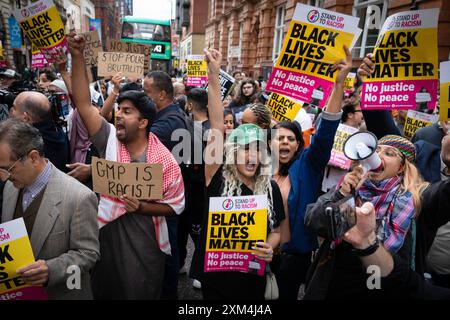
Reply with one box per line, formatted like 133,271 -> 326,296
228,79 -> 259,125
269,46 -> 354,300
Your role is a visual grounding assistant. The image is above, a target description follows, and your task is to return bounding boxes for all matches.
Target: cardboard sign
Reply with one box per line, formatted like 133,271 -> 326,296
440,61 -> 450,121
266,3 -> 361,108
267,92 -> 303,122
14,0 -> 67,62
403,110 -> 438,139
0,218 -> 47,300
108,40 -> 151,73
204,195 -> 268,277
328,124 -> 358,170
83,31 -> 102,66
361,9 -> 439,110
91,157 -> 163,200
187,55 -> 208,87
97,52 -> 145,79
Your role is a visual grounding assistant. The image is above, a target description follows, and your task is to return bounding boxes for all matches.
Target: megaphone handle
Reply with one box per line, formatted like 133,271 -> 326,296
350,186 -> 357,198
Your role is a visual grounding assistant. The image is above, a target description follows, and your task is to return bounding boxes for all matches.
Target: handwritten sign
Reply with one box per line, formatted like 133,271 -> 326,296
108,40 -> 151,73
91,157 -> 163,200
83,31 -> 102,66
0,218 -> 47,300
204,195 -> 268,277
97,52 -> 145,79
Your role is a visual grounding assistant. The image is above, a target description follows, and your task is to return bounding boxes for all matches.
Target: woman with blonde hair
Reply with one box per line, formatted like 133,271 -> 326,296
303,134 -> 440,299
192,48 -> 285,300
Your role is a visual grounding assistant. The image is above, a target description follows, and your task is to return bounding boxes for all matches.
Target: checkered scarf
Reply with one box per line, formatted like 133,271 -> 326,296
98,128 -> 185,255
358,176 -> 415,253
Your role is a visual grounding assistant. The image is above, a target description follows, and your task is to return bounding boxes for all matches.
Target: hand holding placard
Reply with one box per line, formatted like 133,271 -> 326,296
91,157 -> 163,200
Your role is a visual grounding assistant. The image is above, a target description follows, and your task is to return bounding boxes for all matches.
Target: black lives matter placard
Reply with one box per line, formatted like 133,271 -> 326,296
0,219 -> 47,300
91,157 -> 163,200
204,195 -> 268,277
14,0 -> 67,62
361,9 -> 439,110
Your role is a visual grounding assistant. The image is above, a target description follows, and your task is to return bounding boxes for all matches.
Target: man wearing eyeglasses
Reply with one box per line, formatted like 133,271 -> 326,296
0,119 -> 100,299
9,91 -> 70,173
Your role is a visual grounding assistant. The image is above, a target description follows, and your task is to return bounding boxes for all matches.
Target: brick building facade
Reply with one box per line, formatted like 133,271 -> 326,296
175,0 -> 209,68
205,0 -> 450,80
92,0 -> 132,48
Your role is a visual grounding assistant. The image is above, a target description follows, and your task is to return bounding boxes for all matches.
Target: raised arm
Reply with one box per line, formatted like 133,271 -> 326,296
99,73 -> 121,122
54,48 -> 72,95
326,45 -> 353,114
67,31 -> 103,137
204,48 -> 224,186
357,53 -> 401,138
305,45 -> 352,171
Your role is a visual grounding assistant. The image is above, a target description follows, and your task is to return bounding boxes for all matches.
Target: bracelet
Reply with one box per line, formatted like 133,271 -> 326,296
351,237 -> 380,257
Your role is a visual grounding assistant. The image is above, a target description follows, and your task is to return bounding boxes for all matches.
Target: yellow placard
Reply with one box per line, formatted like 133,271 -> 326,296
369,28 -> 438,82
206,209 -> 267,253
403,110 -> 438,139
0,236 -> 36,294
440,82 -> 449,121
267,92 -> 303,122
19,5 -> 65,49
276,21 -> 355,82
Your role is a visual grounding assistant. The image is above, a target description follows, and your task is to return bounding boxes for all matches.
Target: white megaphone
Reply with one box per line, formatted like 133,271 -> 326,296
343,131 -> 383,173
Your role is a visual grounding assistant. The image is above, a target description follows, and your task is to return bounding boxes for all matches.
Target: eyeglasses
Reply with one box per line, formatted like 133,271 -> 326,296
0,155 -> 26,182
376,146 -> 404,160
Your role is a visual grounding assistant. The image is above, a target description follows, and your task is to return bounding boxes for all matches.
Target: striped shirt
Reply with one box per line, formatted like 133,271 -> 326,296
22,161 -> 52,211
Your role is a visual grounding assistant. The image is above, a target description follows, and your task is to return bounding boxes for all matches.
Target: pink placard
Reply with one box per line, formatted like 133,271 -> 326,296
0,286 -> 48,300
266,68 -> 334,108
204,251 -> 266,277
361,79 -> 438,110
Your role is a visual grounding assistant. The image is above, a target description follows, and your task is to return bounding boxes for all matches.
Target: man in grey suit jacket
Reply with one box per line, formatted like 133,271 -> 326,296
0,119 -> 99,300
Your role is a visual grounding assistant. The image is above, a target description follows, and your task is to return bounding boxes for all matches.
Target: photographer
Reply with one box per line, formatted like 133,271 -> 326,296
10,91 -> 70,172
0,69 -> 21,122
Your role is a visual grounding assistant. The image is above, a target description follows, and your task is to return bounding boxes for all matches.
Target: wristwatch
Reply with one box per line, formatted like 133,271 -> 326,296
351,237 -> 380,257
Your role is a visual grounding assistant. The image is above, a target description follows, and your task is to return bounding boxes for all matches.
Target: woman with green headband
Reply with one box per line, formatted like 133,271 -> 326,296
192,48 -> 285,300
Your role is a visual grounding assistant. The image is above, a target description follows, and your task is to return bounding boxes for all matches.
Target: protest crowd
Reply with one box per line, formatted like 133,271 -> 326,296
0,1 -> 450,301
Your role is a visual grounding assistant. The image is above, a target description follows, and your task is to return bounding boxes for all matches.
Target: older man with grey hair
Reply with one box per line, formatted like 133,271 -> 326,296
10,91 -> 70,172
0,118 -> 99,299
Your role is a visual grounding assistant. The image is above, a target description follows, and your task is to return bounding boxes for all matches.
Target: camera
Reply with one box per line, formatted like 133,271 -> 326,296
325,195 -> 357,240
48,92 -> 70,128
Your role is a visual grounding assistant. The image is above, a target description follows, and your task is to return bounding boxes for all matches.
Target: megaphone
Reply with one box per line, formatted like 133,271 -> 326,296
343,131 -> 383,173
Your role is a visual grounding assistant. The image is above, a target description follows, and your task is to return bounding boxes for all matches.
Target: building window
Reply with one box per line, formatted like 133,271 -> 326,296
272,5 -> 286,61
352,0 -> 388,58
238,21 -> 244,61
308,0 -> 325,7
211,0 -> 215,18
187,40 -> 192,56
227,27 -> 232,55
